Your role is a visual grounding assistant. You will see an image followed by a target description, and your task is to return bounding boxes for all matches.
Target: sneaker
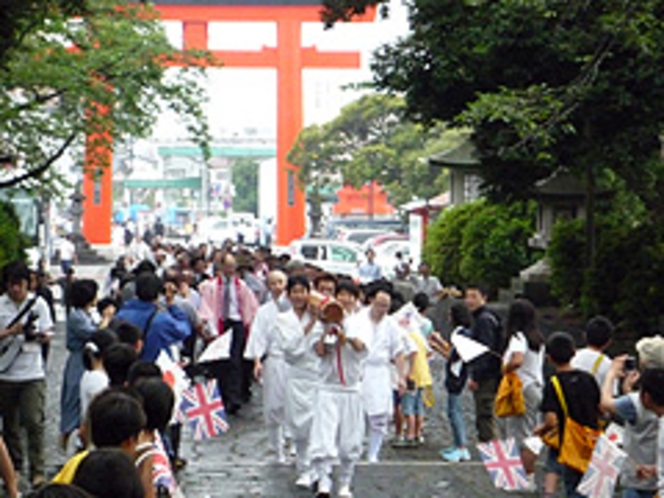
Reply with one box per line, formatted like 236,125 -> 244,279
338,484 -> 353,498
440,447 -> 464,462
391,437 -> 409,448
418,435 -> 425,444
457,448 -> 471,461
440,446 -> 457,455
295,472 -> 313,489
405,438 -> 419,448
524,474 -> 537,492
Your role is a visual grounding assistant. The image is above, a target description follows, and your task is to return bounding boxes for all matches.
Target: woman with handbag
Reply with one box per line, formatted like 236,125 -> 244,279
500,298 -> 545,492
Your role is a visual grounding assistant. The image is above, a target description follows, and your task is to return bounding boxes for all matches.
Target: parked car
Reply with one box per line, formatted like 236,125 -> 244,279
338,229 -> 389,246
194,216 -> 235,246
362,232 -> 409,252
289,239 -> 361,277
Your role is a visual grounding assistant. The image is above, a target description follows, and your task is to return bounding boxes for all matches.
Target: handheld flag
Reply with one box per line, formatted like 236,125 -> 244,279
180,379 -> 229,440
155,351 -> 189,424
153,432 -> 179,495
198,331 -> 232,363
576,434 -> 626,498
477,438 -> 530,491
451,333 -> 490,363
604,423 -> 624,448
393,302 -> 424,332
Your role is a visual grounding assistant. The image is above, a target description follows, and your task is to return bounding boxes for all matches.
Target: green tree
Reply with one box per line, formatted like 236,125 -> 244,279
289,94 -> 458,220
0,0 -> 87,66
231,158 -> 259,216
331,1 -> 664,254
0,202 -> 27,268
288,124 -> 341,234
0,0 -> 215,195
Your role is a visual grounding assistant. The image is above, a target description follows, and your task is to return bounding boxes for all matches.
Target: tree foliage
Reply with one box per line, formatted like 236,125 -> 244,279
363,0 -> 664,216
289,94 -> 458,213
231,158 -> 259,216
548,214 -> 664,334
0,0 -> 215,195
0,202 -> 28,268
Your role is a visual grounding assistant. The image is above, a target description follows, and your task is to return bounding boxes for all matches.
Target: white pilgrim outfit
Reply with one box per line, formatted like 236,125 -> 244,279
244,294 -> 288,462
358,307 -> 404,462
276,308 -> 324,483
309,312 -> 369,494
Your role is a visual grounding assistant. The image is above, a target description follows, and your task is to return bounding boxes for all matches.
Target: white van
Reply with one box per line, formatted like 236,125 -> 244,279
289,239 -> 361,278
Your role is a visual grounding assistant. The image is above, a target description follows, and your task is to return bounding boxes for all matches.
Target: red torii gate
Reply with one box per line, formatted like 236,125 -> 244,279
82,1 -> 375,245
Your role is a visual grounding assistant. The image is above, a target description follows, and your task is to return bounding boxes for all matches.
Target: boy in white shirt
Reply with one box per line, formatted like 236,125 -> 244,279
571,316 -> 613,387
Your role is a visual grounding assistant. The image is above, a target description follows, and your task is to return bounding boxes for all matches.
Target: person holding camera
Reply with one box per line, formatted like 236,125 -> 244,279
599,338 -> 664,498
0,260 -> 54,490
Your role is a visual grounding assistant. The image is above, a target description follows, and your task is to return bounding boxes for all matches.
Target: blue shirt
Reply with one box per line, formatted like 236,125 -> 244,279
116,299 -> 191,362
358,262 -> 382,284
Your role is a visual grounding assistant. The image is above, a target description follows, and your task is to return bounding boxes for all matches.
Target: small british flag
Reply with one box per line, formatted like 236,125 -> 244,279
576,434 -> 626,498
477,438 -> 530,491
180,379 -> 229,440
153,433 -> 177,494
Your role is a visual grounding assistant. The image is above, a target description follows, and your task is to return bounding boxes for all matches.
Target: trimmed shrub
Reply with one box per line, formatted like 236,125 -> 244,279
424,200 -> 538,292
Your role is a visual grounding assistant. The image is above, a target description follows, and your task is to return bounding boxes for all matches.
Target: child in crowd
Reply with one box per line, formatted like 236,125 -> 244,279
535,332 -> 601,498
80,329 -> 118,422
541,316 -> 613,496
102,343 -> 138,386
430,301 -> 472,462
412,293 -> 434,338
71,449 -> 144,498
391,325 -> 417,447
571,316 -> 613,389
401,315 -> 433,445
54,389 -> 147,484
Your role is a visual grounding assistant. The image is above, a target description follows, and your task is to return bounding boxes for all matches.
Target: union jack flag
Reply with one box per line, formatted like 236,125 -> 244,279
576,434 -> 626,498
180,379 -> 229,440
477,438 -> 529,491
153,432 -> 177,494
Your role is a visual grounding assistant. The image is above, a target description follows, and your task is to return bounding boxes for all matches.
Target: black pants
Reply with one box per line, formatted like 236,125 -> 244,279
213,319 -> 248,410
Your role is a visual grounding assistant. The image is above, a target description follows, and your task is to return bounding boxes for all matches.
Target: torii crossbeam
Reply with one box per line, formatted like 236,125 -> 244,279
82,1 -> 375,245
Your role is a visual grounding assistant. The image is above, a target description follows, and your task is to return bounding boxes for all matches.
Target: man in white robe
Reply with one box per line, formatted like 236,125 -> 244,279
360,286 -> 406,463
276,275 -> 323,489
244,270 -> 288,463
310,281 -> 367,498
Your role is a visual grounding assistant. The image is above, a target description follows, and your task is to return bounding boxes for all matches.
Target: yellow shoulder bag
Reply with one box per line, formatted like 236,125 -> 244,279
550,375 -> 601,473
494,371 -> 526,418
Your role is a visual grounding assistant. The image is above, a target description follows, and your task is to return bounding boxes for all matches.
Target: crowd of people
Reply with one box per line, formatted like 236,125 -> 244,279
0,232 -> 662,498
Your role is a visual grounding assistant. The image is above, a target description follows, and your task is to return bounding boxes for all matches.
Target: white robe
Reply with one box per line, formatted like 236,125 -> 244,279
309,316 -> 370,463
244,298 -> 287,425
358,308 -> 404,417
276,309 -> 323,441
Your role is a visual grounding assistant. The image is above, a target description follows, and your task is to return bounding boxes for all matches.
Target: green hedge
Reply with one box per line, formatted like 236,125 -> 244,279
547,217 -> 664,334
423,200 -> 539,292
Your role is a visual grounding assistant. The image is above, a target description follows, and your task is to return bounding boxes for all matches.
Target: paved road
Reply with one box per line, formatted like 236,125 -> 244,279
38,264 -> 538,497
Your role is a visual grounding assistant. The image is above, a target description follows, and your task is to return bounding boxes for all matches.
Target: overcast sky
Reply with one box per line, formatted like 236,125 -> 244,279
152,0 -> 410,140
